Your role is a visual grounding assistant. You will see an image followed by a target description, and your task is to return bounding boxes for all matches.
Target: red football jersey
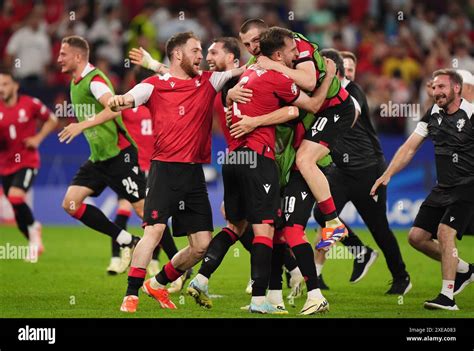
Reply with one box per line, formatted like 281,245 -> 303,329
121,106 -> 154,172
213,93 -> 233,147
128,70 -> 232,163
0,95 -> 52,176
230,66 -> 300,159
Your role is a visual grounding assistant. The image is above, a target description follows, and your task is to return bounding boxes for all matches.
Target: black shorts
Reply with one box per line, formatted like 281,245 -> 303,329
413,200 -> 474,240
282,170 -> 314,228
304,96 -> 356,150
223,148 -> 281,225
143,161 -> 213,237
71,146 -> 146,203
1,168 -> 37,194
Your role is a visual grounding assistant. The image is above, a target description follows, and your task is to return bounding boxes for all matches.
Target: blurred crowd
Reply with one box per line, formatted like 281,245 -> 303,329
1,0 -> 473,135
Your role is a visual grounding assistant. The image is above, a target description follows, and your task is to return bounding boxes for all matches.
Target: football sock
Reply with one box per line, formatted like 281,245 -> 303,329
316,263 -> 324,276
195,273 -> 209,286
72,204 -> 123,241
239,225 -> 254,252
160,226 -> 178,260
199,227 -> 238,279
291,243 -> 319,291
318,197 -> 338,223
284,247 -> 298,271
268,243 -> 285,290
126,267 -> 146,296
266,289 -> 283,305
155,261 -> 184,286
457,258 -> 469,273
283,225 -> 319,291
251,236 -> 273,297
112,209 -> 131,257
441,279 -> 455,300
8,195 -> 34,239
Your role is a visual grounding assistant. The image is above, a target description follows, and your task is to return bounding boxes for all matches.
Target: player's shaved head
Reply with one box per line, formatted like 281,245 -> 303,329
320,49 -> 345,78
61,36 -> 90,60
239,18 -> 268,34
166,31 -> 200,61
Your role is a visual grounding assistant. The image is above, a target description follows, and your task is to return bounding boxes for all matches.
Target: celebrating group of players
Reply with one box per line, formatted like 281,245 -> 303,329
1,17 -> 473,314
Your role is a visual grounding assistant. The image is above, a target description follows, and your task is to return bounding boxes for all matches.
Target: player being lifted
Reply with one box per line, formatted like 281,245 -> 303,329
371,69 -> 474,310
0,68 -> 58,260
311,49 -> 411,295
58,32 -> 245,313
58,36 -> 145,261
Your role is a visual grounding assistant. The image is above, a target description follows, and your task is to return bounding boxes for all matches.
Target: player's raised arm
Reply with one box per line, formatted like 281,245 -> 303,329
230,106 -> 299,138
370,131 -> 426,195
129,47 -> 169,75
291,58 -> 336,114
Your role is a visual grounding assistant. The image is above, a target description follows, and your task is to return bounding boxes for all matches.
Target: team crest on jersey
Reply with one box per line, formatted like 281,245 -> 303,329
18,109 -> 28,123
437,116 -> 442,125
195,80 -> 201,87
456,118 -> 465,132
170,81 -> 175,88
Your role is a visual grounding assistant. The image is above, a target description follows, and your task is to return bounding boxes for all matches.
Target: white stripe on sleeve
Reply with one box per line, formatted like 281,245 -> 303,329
127,83 -> 154,107
209,70 -> 233,92
90,81 -> 112,100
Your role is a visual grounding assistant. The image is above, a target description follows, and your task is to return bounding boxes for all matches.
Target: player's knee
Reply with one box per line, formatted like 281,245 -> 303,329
62,196 -> 82,216
144,223 -> 166,241
7,187 -> 26,199
295,149 -> 313,171
133,204 -> 143,219
408,227 -> 425,248
191,239 -> 210,258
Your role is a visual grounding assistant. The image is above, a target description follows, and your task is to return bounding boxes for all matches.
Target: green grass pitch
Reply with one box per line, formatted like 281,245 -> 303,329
1,225 -> 473,318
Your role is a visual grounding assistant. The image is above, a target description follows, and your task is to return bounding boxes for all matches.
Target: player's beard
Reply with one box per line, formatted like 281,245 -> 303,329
435,87 -> 455,109
181,55 -> 199,77
208,60 -> 226,71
